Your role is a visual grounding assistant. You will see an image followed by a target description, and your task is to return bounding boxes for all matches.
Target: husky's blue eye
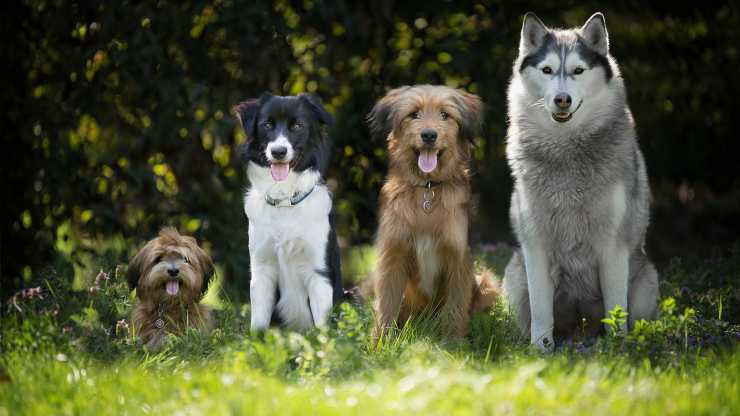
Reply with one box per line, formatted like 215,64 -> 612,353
542,66 -> 553,74
574,67 -> 584,75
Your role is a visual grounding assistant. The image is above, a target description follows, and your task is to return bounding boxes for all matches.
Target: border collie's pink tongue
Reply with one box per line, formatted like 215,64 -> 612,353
418,149 -> 439,173
166,280 -> 179,296
270,163 -> 289,182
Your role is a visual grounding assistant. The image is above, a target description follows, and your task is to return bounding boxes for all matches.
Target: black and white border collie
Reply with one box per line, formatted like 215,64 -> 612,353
234,93 -> 343,331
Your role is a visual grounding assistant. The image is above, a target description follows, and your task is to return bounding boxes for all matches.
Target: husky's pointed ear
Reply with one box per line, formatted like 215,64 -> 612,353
520,12 -> 548,54
581,12 -> 609,56
299,93 -> 333,126
453,89 -> 484,145
366,86 -> 409,141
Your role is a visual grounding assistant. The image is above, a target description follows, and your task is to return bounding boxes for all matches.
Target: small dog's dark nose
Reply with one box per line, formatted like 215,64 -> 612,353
420,129 -> 438,145
167,267 -> 179,277
554,93 -> 572,109
270,146 -> 288,160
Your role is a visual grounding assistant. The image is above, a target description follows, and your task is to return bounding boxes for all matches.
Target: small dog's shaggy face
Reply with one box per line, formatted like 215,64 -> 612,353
368,85 -> 483,182
126,228 -> 214,305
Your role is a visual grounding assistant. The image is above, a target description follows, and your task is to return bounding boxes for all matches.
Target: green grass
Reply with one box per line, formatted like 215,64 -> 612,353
1,246 -> 739,415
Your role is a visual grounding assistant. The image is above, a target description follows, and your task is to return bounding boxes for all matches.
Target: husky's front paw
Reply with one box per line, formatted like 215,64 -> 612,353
531,330 -> 555,353
250,316 -> 270,333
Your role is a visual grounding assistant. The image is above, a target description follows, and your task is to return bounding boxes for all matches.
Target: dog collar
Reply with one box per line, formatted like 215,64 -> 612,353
265,186 -> 315,208
417,180 -> 442,188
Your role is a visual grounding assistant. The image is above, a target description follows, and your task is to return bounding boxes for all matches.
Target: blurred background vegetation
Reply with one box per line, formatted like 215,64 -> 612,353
3,0 -> 739,299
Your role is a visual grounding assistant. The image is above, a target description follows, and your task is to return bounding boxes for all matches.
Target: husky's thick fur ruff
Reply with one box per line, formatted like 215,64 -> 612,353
503,13 -> 659,351
367,85 -> 499,340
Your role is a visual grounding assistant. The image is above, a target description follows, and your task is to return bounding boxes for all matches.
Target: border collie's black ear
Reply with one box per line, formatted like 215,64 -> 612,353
233,93 -> 270,141
366,86 -> 410,141
126,243 -> 148,291
299,93 -> 333,125
453,89 -> 484,145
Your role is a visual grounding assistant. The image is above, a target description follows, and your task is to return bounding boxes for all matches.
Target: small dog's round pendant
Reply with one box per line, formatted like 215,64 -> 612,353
154,318 -> 165,329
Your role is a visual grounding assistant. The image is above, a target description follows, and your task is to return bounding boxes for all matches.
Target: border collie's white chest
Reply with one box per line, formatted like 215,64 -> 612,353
244,164 -> 332,258
244,163 -> 334,330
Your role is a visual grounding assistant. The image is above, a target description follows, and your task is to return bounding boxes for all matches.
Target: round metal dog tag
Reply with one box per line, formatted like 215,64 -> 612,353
422,189 -> 435,213
154,318 -> 165,329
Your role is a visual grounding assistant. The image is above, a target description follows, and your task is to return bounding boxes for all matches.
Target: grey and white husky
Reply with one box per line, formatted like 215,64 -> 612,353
503,12 -> 659,352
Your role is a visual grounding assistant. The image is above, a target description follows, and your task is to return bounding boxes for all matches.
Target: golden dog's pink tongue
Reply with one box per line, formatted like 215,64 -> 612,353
270,163 -> 289,182
418,149 -> 438,173
166,280 -> 179,296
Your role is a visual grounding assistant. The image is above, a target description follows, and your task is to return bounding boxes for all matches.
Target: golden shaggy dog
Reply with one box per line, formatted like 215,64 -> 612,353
367,85 -> 499,340
127,228 -> 214,348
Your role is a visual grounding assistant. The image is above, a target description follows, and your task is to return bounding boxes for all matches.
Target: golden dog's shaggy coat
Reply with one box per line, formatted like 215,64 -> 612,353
367,85 -> 499,340
127,228 -> 214,348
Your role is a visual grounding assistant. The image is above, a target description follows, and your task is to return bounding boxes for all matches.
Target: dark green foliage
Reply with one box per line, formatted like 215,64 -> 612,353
3,1 -> 740,298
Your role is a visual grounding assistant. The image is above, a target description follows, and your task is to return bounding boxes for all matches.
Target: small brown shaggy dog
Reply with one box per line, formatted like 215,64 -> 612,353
367,85 -> 499,340
126,228 -> 214,348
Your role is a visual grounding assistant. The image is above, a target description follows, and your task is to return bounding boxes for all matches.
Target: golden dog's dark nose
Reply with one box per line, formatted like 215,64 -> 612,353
167,267 -> 179,277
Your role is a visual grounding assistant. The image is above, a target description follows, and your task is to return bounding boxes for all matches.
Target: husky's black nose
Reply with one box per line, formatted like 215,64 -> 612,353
554,93 -> 572,109
270,146 -> 288,160
167,267 -> 179,277
421,128 -> 438,145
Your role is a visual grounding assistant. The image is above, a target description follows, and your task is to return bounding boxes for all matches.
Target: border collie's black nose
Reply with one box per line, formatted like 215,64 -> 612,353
421,129 -> 438,145
271,146 -> 288,160
554,93 -> 572,109
167,267 -> 179,277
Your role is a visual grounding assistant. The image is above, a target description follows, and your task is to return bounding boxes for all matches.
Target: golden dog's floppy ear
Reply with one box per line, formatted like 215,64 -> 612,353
183,235 -> 215,296
366,86 -> 410,141
126,241 -> 152,291
452,90 -> 484,145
